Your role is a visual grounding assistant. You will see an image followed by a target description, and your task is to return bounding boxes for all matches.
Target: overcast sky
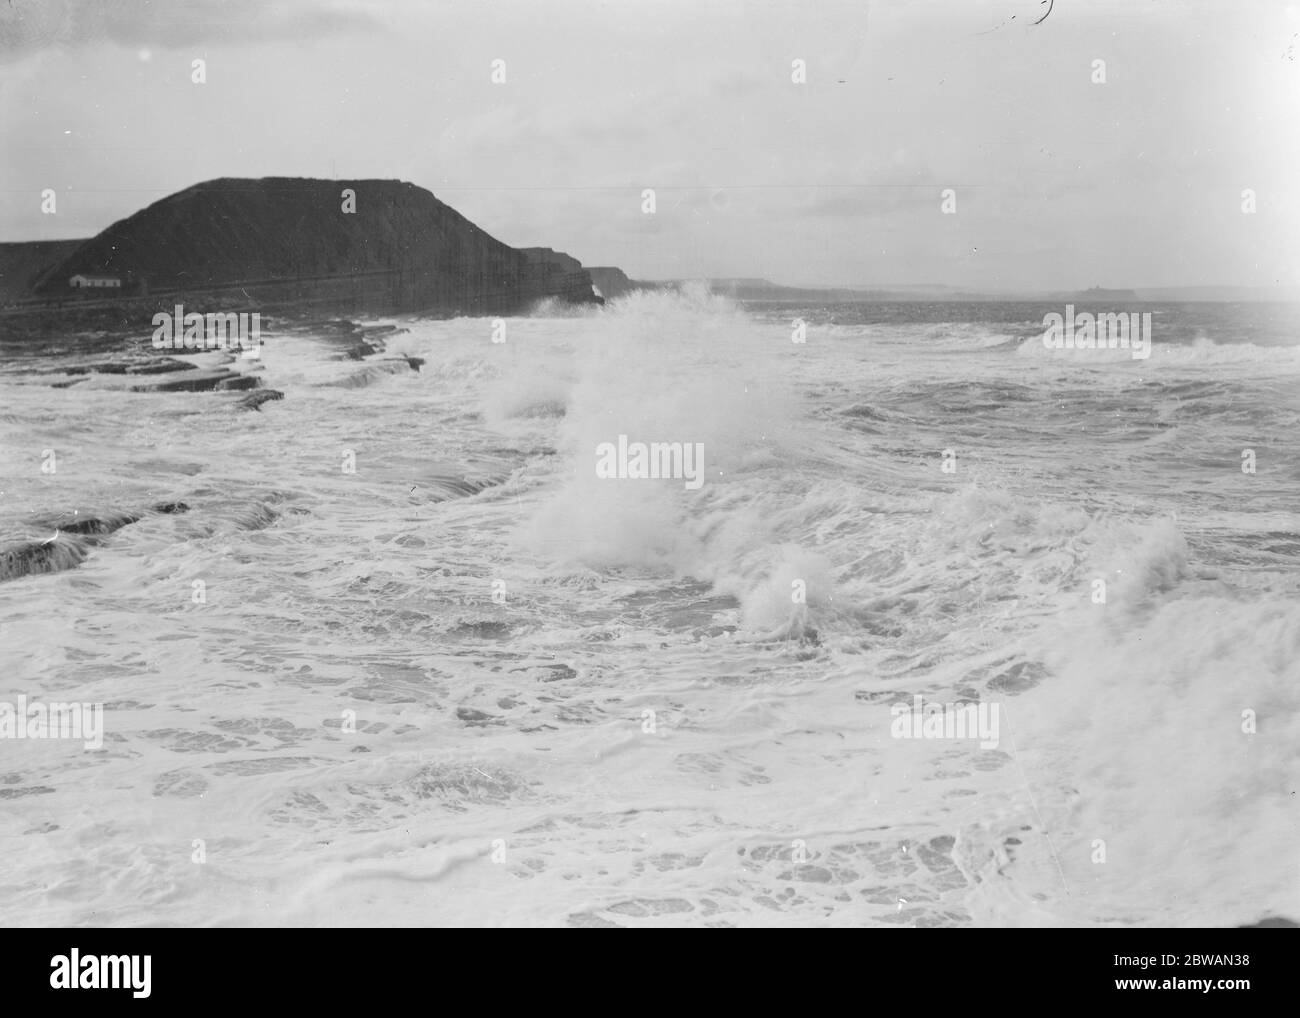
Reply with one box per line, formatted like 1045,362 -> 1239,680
2,0 -> 1297,289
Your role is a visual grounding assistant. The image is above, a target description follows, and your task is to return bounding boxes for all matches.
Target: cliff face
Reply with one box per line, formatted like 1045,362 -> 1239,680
519,248 -> 602,303
587,266 -> 635,301
34,177 -> 602,315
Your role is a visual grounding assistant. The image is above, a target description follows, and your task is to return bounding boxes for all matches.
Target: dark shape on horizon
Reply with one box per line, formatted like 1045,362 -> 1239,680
21,177 -> 607,317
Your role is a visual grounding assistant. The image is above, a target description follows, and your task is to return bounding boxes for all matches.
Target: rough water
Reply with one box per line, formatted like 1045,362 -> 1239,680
1,290 -> 1297,927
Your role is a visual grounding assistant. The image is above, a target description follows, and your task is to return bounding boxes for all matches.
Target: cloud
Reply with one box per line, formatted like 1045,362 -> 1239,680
0,0 -> 379,58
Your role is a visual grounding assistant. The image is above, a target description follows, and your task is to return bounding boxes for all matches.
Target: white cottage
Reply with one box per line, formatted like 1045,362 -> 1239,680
69,274 -> 122,289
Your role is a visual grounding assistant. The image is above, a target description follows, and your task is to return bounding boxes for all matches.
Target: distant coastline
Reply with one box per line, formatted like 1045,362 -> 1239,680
0,177 -> 610,324
2,177 -> 1294,325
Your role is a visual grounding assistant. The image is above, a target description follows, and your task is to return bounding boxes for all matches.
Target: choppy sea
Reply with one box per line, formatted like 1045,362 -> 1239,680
1,289 -> 1297,926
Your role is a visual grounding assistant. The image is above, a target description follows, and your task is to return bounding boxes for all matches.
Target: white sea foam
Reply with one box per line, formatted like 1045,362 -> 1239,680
0,293 -> 1293,927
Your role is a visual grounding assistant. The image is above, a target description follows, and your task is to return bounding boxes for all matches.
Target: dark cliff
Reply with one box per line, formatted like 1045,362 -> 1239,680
33,177 -> 603,315
519,248 -> 602,304
588,266 -> 641,301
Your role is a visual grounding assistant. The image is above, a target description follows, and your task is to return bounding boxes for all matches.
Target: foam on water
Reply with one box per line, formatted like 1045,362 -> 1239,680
0,293 -> 1296,926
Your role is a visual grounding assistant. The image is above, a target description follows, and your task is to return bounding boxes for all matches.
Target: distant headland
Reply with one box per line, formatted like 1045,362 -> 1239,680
0,177 -> 612,321
3,179 -> 1294,324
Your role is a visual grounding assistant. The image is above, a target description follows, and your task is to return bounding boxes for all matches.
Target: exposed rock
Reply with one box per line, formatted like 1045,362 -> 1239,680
455,707 -> 501,726
130,369 -> 260,393
339,342 -> 374,361
47,509 -> 141,536
61,357 -> 191,378
0,538 -> 90,582
48,358 -> 259,393
127,358 -> 194,375
0,501 -> 192,583
235,389 -> 285,412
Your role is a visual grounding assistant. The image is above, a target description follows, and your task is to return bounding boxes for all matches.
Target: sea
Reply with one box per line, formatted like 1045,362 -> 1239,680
1,288 -> 1297,927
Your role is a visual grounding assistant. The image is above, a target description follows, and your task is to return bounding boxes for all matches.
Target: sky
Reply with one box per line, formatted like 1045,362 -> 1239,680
1,0 -> 1298,290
